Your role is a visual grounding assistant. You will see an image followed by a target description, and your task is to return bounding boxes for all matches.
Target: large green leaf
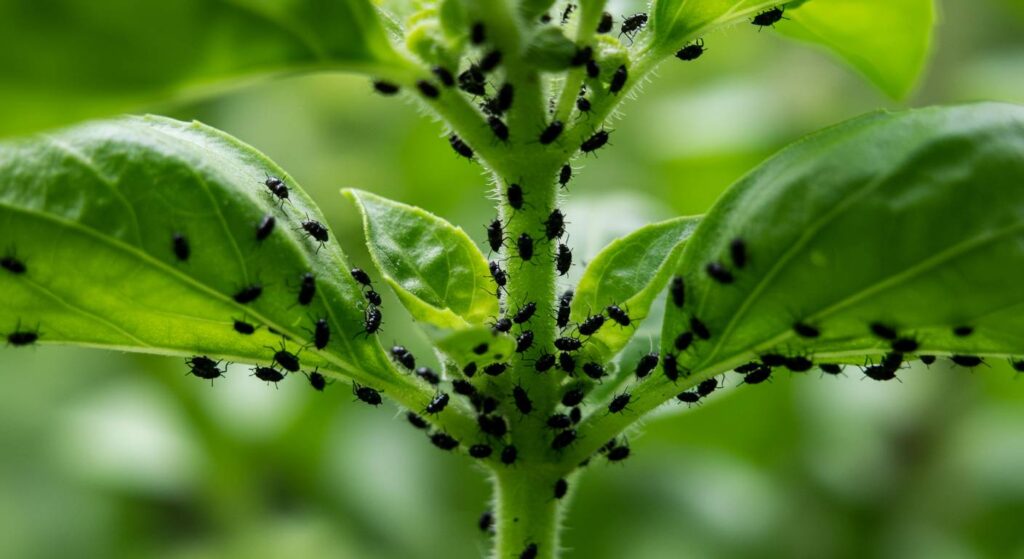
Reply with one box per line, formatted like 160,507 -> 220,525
662,103 -> 1024,377
0,115 -> 387,380
344,189 -> 499,330
783,0 -> 935,99
572,216 -> 701,365
0,0 -> 399,137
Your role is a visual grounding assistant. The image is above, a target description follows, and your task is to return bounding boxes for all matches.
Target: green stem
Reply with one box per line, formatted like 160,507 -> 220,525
492,467 -> 564,559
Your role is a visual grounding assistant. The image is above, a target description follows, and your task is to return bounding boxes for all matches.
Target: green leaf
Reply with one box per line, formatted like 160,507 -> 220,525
663,103 -> 1024,377
782,0 -> 935,99
650,0 -> 799,49
0,115 -> 388,380
344,189 -> 499,330
0,0 -> 399,137
573,216 -> 701,365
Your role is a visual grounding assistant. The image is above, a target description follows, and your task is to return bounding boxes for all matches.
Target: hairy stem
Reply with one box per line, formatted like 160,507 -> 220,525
492,467 -> 564,559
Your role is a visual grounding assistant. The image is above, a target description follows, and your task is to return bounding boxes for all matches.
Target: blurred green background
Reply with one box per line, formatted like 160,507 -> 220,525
3,1 -> 1024,557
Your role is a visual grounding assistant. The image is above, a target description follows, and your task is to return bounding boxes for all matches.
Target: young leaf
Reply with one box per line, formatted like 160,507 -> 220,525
650,0 -> 799,50
663,103 -> 1024,377
0,115 -> 388,380
572,216 -> 701,365
0,0 -> 400,137
344,189 -> 499,330
781,0 -> 935,99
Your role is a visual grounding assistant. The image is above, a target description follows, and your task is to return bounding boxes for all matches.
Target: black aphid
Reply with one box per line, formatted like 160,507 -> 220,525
452,379 -> 477,397
486,219 -> 505,253
690,317 -> 710,340
353,382 -> 383,405
416,366 -> 441,385
516,330 -> 535,353
583,361 -> 606,380
580,129 -> 609,153
553,478 -> 569,499
301,218 -> 329,249
586,59 -> 600,78
620,13 -> 648,39
463,361 -> 478,377
496,83 -> 514,113
507,183 -> 524,210
430,432 -> 459,450
675,38 -> 706,61
744,366 -> 772,385
363,306 -> 383,335
597,12 -> 613,33
793,322 -> 819,339
351,267 -> 372,288
863,365 -> 897,381
606,305 -> 631,327
458,66 -> 487,96
609,64 -> 628,94
489,116 -> 509,141
306,370 -> 327,392
492,317 -> 513,333
562,386 -> 585,407
473,343 -> 489,355
233,320 -> 256,335
635,352 -> 658,378
478,414 -> 508,437
819,363 -> 843,375
365,289 -> 382,306
578,314 -> 605,337
484,362 -> 508,376
950,355 -> 983,368
501,444 -> 518,465
512,385 -> 533,415
892,337 -> 919,353
407,412 -> 429,429
517,233 -> 535,261
548,413 -> 572,429
480,50 -> 503,72
608,393 -> 631,413
760,353 -> 786,367
432,66 -> 455,87
785,356 -> 813,372
255,214 -> 275,241
372,80 -> 400,95
555,244 -> 572,276
1,254 -> 26,275
735,362 -> 761,374
268,343 -> 301,372
514,301 -> 537,324
953,325 -> 974,337
881,352 -> 904,369
416,80 -> 440,99
576,96 -> 591,113
557,289 -> 574,329
171,233 -> 190,262
252,366 -> 285,385
705,262 -> 734,284
391,345 -> 416,370
569,406 -> 582,424
676,391 -> 700,404
674,331 -> 693,351
297,272 -> 316,306
869,322 -> 897,340
520,543 -> 538,559
697,378 -> 718,397
539,120 -> 565,145
469,444 -> 493,459
663,353 -> 680,381
1011,359 -> 1024,372
535,353 -> 556,373
470,21 -> 486,44
607,444 -> 631,462
559,165 -> 573,188
551,429 -> 577,450
570,46 -> 592,66
426,392 -> 450,414
478,510 -> 495,533
233,284 -> 262,304
559,352 -> 576,373
555,336 -> 583,352
186,356 -> 223,381
449,134 -> 474,159
670,276 -> 685,307
751,6 -> 785,28
313,318 -> 330,349
263,176 -> 289,205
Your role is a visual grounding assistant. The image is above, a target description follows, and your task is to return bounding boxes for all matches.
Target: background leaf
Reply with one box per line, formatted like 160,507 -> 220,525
662,103 -> 1024,377
0,115 -> 386,379
0,0 -> 399,137
782,0 -> 936,99
345,189 -> 499,330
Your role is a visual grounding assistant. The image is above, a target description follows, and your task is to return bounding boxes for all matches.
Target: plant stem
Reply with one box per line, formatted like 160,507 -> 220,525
492,467 -> 564,559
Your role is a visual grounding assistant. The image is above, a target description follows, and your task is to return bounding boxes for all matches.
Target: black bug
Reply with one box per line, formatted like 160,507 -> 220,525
365,290 -> 382,306
263,175 -> 290,205
407,412 -> 429,429
252,366 -> 285,385
491,317 -> 513,333
469,444 -> 493,459
372,80 -> 400,95
670,276 -> 685,307
555,244 -> 572,276
501,444 -> 518,465
171,233 -> 190,262
551,428 -> 577,450
953,325 -> 974,337
729,238 -> 747,269
561,2 -> 576,24
426,392 -> 450,414
186,356 -> 223,380
416,366 -> 442,385
507,183 -> 524,210
351,267 -> 372,288
559,164 -> 573,188
488,116 -> 509,142
881,352 -> 904,370
478,510 -> 495,533
432,66 -> 455,87
478,414 -> 508,437
675,38 -> 706,61
416,80 -> 440,99
473,395 -> 501,415
674,331 -> 693,351
452,379 -> 477,397
569,406 -> 582,424
744,366 -> 772,385
535,352 -> 556,373
760,353 -> 786,367
785,356 -> 813,372
1,254 -> 26,275
353,382 -> 383,406
233,319 -> 255,335
297,272 -> 316,306
608,393 -> 631,413
312,318 -> 330,349
430,433 -> 459,451
306,370 -> 328,392
548,413 -> 572,429
585,60 -> 601,80
597,12 -> 613,33
473,343 -> 489,355
609,64 -> 628,94
863,365 -> 897,381
520,543 -> 539,559
892,337 -> 919,353
554,478 -> 569,499
559,352 -> 576,374
607,444 -> 631,462
463,361 -> 478,377
496,83 -> 514,113
1011,359 -> 1024,372
951,354 -> 983,368
705,262 -> 734,284
576,96 -> 591,113
793,322 -> 820,339
300,218 -> 329,250
391,345 -> 415,370
458,66 -> 487,96
516,330 -> 535,353
256,214 -> 275,241
620,13 -> 648,40
751,6 -> 785,28
819,363 -> 843,375
539,120 -> 564,145
578,314 -> 605,336
486,219 -> 506,253
269,343 -> 301,372
570,46 -> 592,66
555,336 -> 583,352
676,391 -> 700,404
512,385 -> 533,415
470,21 -> 486,44
480,50 -> 503,72
606,305 -> 631,327
449,134 -> 474,159
513,301 -> 537,324
517,233 -> 535,261
580,129 -> 610,154
562,386 -> 585,407
583,361 -> 606,380
484,362 -> 508,376
663,353 -> 680,382
233,284 -> 262,304
363,306 -> 383,335
697,378 -> 718,397
735,362 -> 761,374
557,289 -> 574,329
870,322 -> 898,340
690,317 -> 711,340
635,352 -> 659,378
